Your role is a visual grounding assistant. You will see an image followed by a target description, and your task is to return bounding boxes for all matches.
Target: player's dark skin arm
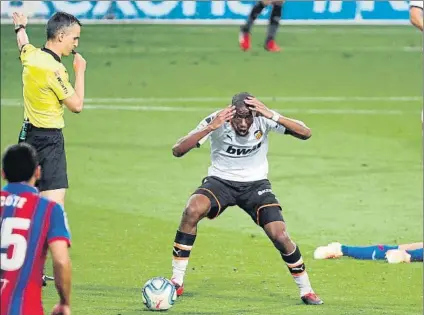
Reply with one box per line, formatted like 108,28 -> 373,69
172,125 -> 213,157
172,106 -> 236,157
277,116 -> 312,140
49,241 -> 72,306
172,126 -> 214,157
244,97 -> 311,140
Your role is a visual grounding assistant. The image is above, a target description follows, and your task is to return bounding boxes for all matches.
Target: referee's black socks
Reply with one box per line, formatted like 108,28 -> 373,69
266,3 -> 283,43
241,1 -> 266,33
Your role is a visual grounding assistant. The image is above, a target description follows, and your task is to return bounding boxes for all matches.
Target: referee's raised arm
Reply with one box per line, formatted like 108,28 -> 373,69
13,11 -> 87,208
12,12 -> 29,51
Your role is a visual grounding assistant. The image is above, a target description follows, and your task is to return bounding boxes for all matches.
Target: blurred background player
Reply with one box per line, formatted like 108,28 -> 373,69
0,143 -> 72,315
314,242 -> 423,263
12,11 -> 86,207
239,0 -> 285,52
170,93 -> 323,305
409,0 -> 423,31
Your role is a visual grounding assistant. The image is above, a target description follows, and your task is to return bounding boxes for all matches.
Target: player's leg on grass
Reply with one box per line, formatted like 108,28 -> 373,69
386,248 -> 423,263
265,0 -> 284,52
314,242 -> 423,261
262,218 -> 323,305
314,242 -> 397,260
399,242 -> 423,251
404,248 -> 423,261
237,180 -> 322,304
171,194 -> 210,295
239,1 -> 267,51
171,176 -> 234,296
341,244 -> 399,260
386,243 -> 423,263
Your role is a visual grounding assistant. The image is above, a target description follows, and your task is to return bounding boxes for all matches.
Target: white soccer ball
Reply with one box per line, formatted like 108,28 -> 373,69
142,277 -> 177,311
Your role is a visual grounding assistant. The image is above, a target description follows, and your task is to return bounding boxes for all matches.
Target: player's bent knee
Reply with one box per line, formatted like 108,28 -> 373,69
183,194 -> 211,222
257,205 -> 284,227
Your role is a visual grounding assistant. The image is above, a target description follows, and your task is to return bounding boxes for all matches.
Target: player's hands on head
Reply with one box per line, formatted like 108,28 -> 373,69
244,97 -> 273,119
73,53 -> 87,73
51,304 -> 71,315
210,105 -> 236,130
12,12 -> 28,28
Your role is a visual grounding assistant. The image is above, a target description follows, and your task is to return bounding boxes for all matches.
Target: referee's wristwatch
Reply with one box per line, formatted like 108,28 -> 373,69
14,24 -> 26,33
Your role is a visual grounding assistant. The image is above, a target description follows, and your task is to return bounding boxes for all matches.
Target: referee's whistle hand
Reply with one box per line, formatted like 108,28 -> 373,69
73,53 -> 86,73
12,12 -> 28,27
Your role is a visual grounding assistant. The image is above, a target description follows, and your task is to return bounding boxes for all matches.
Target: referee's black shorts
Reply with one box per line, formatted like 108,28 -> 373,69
24,126 -> 68,192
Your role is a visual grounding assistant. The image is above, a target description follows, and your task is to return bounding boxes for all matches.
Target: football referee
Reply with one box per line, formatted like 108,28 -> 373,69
12,11 -> 87,207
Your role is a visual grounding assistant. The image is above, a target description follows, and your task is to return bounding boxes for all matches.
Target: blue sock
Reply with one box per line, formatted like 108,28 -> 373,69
407,248 -> 423,262
341,244 -> 399,260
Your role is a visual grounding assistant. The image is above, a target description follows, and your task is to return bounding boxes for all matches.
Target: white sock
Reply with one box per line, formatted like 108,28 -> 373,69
282,244 -> 314,297
172,258 -> 189,285
293,271 -> 313,297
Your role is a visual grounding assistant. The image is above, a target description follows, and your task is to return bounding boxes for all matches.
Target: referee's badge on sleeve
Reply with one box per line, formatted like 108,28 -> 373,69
54,70 -> 69,94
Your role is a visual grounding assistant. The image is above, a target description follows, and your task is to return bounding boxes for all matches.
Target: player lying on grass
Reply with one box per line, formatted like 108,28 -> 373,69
170,93 -> 323,305
314,242 -> 423,263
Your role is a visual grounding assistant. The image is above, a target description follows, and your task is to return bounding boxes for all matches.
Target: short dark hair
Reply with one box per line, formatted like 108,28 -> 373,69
46,12 -> 82,40
232,92 -> 253,109
2,143 -> 39,183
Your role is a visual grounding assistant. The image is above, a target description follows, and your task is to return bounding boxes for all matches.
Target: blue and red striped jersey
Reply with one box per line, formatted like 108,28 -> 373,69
0,183 -> 71,315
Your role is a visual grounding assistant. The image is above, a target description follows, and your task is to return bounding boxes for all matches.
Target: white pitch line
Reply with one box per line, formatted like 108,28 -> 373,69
1,46 -> 421,54
0,18 -> 412,26
0,103 -> 419,115
173,27 -> 418,35
83,96 -> 422,103
1,96 -> 421,105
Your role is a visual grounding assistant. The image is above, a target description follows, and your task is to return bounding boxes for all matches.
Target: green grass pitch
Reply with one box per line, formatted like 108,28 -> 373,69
1,24 -> 422,315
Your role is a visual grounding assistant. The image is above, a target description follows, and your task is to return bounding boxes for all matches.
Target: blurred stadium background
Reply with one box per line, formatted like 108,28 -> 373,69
1,1 -> 422,314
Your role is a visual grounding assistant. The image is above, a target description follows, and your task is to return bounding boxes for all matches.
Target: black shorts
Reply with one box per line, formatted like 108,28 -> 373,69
24,127 -> 68,192
194,176 -> 283,227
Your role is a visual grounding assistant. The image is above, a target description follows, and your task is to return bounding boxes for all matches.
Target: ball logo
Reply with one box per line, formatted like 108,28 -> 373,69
155,299 -> 163,309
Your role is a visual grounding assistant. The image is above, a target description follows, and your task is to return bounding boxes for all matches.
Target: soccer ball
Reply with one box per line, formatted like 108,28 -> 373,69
142,277 -> 177,311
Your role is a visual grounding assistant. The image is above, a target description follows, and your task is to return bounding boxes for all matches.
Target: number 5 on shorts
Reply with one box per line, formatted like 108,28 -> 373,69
1,218 -> 31,271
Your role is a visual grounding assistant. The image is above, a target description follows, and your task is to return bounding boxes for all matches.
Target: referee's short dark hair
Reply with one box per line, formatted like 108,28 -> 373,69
2,143 -> 39,183
47,11 -> 82,40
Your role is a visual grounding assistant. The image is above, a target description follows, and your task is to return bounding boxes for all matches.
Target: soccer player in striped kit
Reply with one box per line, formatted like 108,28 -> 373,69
1,143 -> 72,315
